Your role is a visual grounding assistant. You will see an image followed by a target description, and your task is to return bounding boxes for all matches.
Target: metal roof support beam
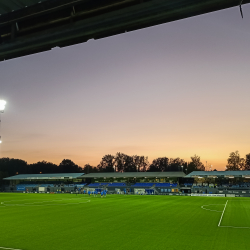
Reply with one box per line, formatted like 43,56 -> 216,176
0,0 -> 249,61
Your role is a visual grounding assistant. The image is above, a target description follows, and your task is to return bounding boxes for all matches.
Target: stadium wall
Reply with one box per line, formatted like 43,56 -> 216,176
191,194 -> 225,197
2,186 -> 76,193
218,189 -> 250,195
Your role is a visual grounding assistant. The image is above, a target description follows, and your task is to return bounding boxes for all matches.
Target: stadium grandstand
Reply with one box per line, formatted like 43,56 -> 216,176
3,170 -> 250,197
185,171 -> 250,197
80,172 -> 184,195
2,171 -> 185,194
3,173 -> 86,193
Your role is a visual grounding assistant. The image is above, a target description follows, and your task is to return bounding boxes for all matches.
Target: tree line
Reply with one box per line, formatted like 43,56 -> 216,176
0,153 -> 205,184
0,159 -> 82,185
1,150 -> 249,184
84,153 -> 205,174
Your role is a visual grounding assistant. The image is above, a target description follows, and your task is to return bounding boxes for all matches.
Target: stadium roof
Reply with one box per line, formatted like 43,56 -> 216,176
4,173 -> 85,180
1,0 -> 250,61
186,171 -> 250,178
0,0 -> 47,15
82,172 -> 186,178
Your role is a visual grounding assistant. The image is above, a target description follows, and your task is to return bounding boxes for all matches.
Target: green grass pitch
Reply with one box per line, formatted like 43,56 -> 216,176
1,193 -> 250,250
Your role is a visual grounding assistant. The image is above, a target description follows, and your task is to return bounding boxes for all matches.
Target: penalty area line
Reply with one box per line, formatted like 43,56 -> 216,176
201,204 -> 224,213
219,225 -> 250,229
218,200 -> 228,227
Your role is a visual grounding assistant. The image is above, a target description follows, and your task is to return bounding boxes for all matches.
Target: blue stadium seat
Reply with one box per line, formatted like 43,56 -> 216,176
131,183 -> 154,187
108,183 -> 126,187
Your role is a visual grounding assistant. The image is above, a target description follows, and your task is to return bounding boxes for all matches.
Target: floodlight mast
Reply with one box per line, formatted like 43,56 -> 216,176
0,100 -> 6,143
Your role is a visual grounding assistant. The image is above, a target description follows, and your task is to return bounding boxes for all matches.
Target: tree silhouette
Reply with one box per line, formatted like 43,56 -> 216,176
190,155 -> 205,171
59,159 -> 82,173
169,158 -> 186,171
148,157 -> 169,172
82,164 -> 98,173
0,157 -> 28,176
97,154 -> 115,172
29,161 -> 59,174
245,154 -> 250,170
133,155 -> 149,172
226,151 -> 245,171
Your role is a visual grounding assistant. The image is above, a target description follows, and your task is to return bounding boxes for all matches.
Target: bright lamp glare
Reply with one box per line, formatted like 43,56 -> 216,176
0,100 -> 6,111
0,141 -> 2,143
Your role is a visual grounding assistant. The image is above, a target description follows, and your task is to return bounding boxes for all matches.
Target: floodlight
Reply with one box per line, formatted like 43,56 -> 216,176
0,100 -> 6,112
0,140 -> 2,143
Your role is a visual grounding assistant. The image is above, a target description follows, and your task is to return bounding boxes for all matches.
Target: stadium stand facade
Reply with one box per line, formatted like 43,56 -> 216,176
3,171 -> 250,197
2,172 -> 185,194
3,173 -> 86,193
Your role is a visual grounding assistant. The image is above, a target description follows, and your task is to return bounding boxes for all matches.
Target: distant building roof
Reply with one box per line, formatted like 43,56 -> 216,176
186,171 -> 250,178
4,173 -> 84,180
82,172 -> 186,178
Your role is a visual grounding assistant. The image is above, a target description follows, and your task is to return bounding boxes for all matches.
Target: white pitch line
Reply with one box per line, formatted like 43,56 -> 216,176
218,200 -> 228,227
0,198 -> 90,207
0,247 -> 22,250
201,204 -> 224,213
201,200 -> 250,229
219,225 -> 250,229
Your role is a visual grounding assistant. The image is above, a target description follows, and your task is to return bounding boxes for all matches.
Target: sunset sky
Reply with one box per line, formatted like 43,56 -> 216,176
0,5 -> 250,170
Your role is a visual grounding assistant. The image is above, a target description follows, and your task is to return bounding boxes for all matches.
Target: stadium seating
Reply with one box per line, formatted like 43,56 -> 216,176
183,183 -> 193,187
88,183 -> 108,187
86,183 -> 98,187
16,183 -> 38,191
154,183 -> 178,187
108,183 -> 126,187
132,183 -> 154,187
15,182 -> 87,190
216,182 -> 250,189
39,184 -> 51,187
131,182 -> 178,188
75,183 -> 86,188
